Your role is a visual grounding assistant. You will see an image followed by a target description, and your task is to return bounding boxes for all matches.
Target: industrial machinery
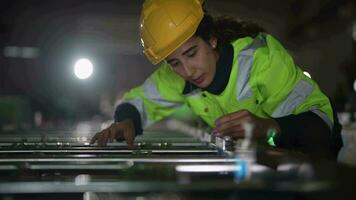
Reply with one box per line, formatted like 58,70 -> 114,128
0,121 -> 354,200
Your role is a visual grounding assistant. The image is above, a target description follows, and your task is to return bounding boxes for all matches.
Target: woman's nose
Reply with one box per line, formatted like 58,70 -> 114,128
183,64 -> 195,77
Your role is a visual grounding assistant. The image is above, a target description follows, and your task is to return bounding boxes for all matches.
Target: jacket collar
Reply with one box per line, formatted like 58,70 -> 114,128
182,43 -> 234,95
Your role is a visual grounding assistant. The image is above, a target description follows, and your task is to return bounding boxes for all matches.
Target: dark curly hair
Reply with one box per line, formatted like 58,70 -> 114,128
195,14 -> 265,52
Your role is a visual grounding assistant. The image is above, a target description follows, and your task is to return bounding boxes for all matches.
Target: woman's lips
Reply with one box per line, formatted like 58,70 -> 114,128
193,74 -> 205,85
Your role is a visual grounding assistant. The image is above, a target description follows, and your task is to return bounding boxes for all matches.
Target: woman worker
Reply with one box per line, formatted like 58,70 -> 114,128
90,0 -> 342,159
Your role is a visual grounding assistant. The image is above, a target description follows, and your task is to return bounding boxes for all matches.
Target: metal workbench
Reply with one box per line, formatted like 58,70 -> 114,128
0,127 -> 354,200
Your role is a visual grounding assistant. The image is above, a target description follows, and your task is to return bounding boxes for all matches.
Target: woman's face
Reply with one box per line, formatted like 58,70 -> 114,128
166,36 -> 219,88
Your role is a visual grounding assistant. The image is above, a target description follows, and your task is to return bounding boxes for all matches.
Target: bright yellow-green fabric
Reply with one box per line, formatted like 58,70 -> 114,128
250,35 -> 333,122
122,34 -> 333,128
122,63 -> 185,126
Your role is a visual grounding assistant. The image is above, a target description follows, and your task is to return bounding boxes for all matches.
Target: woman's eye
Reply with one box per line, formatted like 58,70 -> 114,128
187,51 -> 196,57
170,61 -> 180,68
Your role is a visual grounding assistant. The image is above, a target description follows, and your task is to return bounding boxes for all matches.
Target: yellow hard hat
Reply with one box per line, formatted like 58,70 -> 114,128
140,0 -> 204,65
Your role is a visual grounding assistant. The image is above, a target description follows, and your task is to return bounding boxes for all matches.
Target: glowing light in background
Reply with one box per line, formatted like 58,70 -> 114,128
353,79 -> 356,92
74,58 -> 93,79
303,71 -> 311,78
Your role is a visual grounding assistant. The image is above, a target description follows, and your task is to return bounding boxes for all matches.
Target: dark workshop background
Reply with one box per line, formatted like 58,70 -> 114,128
0,0 -> 355,129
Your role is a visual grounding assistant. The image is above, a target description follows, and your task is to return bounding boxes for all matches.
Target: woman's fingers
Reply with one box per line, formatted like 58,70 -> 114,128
89,132 -> 99,144
215,110 -> 250,126
124,127 -> 135,148
215,114 -> 252,134
217,123 -> 245,138
90,120 -> 136,147
98,128 -> 109,146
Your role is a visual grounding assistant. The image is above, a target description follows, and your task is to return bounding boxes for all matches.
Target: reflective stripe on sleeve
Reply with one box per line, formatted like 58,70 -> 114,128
143,78 -> 182,108
272,79 -> 314,118
237,34 -> 267,101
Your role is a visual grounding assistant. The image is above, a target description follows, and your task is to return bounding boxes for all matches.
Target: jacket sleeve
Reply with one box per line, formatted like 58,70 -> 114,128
114,63 -> 186,134
274,109 -> 342,159
114,103 -> 143,136
253,34 -> 342,158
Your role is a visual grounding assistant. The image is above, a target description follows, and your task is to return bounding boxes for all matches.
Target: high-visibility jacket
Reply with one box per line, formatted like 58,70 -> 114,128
120,33 -> 333,131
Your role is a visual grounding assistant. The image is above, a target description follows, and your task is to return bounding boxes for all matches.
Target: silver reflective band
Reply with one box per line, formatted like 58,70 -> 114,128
310,109 -> 333,130
236,33 -> 267,101
123,99 -> 152,128
272,79 -> 314,117
143,78 -> 182,108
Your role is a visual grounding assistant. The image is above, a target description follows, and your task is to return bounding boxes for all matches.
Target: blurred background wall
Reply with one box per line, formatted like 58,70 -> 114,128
0,0 -> 355,127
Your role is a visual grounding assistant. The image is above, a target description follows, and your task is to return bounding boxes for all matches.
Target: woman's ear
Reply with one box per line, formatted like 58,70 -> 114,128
209,37 -> 218,49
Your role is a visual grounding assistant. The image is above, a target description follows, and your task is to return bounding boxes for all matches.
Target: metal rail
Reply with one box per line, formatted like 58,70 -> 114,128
0,149 -> 218,154
0,158 -> 236,163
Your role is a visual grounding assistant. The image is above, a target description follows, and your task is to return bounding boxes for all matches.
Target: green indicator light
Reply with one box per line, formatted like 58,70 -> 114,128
267,128 -> 276,147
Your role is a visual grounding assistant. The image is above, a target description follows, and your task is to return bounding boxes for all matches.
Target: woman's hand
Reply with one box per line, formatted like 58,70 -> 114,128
90,119 -> 135,147
213,110 -> 280,140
